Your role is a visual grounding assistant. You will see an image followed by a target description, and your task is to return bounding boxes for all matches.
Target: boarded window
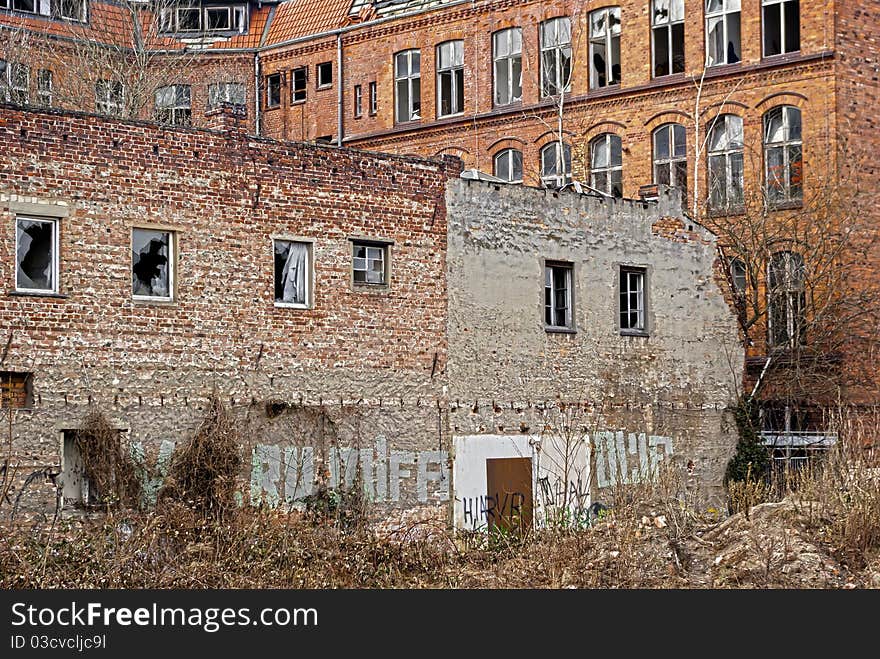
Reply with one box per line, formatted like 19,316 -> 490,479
486,457 -> 533,533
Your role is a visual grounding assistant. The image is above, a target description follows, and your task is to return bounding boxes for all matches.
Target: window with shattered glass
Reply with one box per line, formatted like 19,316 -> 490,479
132,228 -> 172,300
763,105 -> 802,204
540,17 -> 571,97
652,0 -> 685,77
589,7 -> 621,89
352,242 -> 388,286
706,0 -> 741,66
15,217 -> 58,294
274,240 -> 310,307
707,114 -> 744,211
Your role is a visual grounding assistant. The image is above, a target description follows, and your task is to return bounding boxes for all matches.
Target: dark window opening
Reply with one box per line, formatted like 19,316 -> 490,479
544,263 -> 573,329
265,73 -> 281,108
0,371 -> 33,409
132,228 -> 172,300
317,62 -> 332,88
15,216 -> 57,293
291,67 -> 307,103
620,267 -> 647,333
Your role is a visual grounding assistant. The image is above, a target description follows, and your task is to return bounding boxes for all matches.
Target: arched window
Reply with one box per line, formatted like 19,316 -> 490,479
540,142 -> 572,189
493,148 -> 523,183
589,7 -> 621,88
653,123 -> 687,194
540,17 -> 572,97
590,133 -> 623,197
764,106 -> 802,203
762,0 -> 799,57
768,251 -> 805,348
707,114 -> 744,210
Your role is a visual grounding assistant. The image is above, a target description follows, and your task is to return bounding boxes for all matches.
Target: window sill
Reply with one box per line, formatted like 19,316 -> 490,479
316,85 -> 333,91
707,205 -> 746,218
619,329 -> 649,338
264,105 -> 281,112
8,290 -> 67,299
291,99 -> 306,106
545,326 -> 577,335
493,100 -> 523,110
274,302 -> 310,310
132,297 -> 175,305
768,199 -> 804,211
437,112 -> 464,120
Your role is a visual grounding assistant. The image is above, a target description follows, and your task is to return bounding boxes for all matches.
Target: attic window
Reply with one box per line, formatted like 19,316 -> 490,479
0,372 -> 33,409
5,0 -> 87,22
158,4 -> 248,35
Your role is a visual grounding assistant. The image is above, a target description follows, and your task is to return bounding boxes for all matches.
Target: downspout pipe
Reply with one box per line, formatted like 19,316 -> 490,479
254,51 -> 261,136
337,33 -> 343,147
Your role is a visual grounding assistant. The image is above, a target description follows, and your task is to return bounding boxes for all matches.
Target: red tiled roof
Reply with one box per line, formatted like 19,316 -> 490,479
264,0 -> 353,46
0,4 -> 135,49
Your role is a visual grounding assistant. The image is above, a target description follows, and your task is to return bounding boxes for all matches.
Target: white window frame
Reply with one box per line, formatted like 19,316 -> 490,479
540,142 -> 572,189
95,79 -> 124,115
619,266 -> 647,334
493,27 -> 522,107
540,17 -> 572,97
15,216 -> 59,294
493,148 -> 523,183
730,257 -> 747,295
589,7 -> 621,89
37,68 -> 52,107
369,81 -> 378,115
1,60 -> 29,105
762,0 -> 800,57
707,114 -> 744,210
273,238 -> 313,309
317,62 -> 333,89
763,105 -> 803,204
352,241 -> 390,287
545,262 -> 574,330
208,81 -> 246,109
436,40 -> 464,118
651,0 -> 685,77
159,4 -> 247,34
653,123 -> 687,193
291,67 -> 307,103
768,250 -> 805,349
353,84 -> 362,117
590,133 -> 624,197
706,0 -> 742,67
155,84 -> 192,126
131,228 -> 174,302
265,72 -> 282,108
4,0 -> 87,22
394,49 -> 421,123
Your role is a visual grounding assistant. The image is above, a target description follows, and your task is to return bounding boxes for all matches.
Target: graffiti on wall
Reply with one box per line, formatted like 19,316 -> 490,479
249,436 -> 449,508
593,431 -> 673,488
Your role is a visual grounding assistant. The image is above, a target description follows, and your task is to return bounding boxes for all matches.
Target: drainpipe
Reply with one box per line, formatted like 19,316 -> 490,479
254,51 -> 261,136
337,33 -> 344,146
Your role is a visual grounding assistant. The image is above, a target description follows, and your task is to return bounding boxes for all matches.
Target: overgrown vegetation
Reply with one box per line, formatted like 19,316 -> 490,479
725,395 -> 770,486
75,407 -> 142,510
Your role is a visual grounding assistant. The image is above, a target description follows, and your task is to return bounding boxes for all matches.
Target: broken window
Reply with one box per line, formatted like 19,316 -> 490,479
493,27 -> 522,106
540,17 -> 571,97
620,266 -> 647,333
353,84 -> 362,117
761,403 -> 833,478
208,81 -> 246,110
95,79 -> 124,116
730,257 -> 747,295
265,72 -> 281,108
4,0 -> 86,21
394,49 -> 421,123
764,105 -> 802,204
56,0 -> 86,20
317,61 -> 332,88
15,216 -> 58,294
0,60 -> 29,105
37,68 -> 52,107
493,148 -> 523,183
291,67 -> 307,103
545,262 -> 573,330
274,240 -> 311,307
436,40 -> 464,117
768,250 -> 805,348
158,4 -> 247,34
0,371 -> 33,409
155,84 -> 191,126
60,430 -> 92,506
590,133 -> 623,197
540,142 -> 572,189
589,7 -> 621,89
352,241 -> 388,286
707,114 -> 744,211
652,0 -> 685,77
706,0 -> 741,66
653,123 -> 687,195
369,81 -> 377,115
763,0 -> 799,56
132,228 -> 173,300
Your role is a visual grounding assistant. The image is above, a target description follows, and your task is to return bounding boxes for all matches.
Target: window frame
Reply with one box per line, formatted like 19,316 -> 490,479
353,84 -> 362,118
588,6 -> 621,89
316,62 -> 333,89
95,79 -> 124,115
493,27 -> 523,107
37,68 -> 53,107
493,148 -> 524,184
157,4 -> 247,35
14,215 -> 59,295
208,81 -> 246,110
154,84 -> 192,126
706,114 -> 745,212
291,67 -> 307,103
767,250 -> 806,349
618,265 -> 649,336
394,49 -> 421,124
265,72 -> 282,109
651,0 -> 685,77
540,141 -> 572,189
4,0 -> 87,22
131,227 -> 175,303
590,133 -> 624,198
272,237 -> 314,309
539,17 -> 572,98
762,0 -> 800,57
369,81 -> 378,115
763,105 -> 803,205
652,123 -> 687,195
350,238 -> 392,289
705,0 -> 742,67
436,40 -> 465,118
544,260 -> 575,332
1,59 -> 29,105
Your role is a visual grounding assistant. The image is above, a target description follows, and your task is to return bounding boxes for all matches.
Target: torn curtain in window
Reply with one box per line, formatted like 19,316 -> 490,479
275,240 -> 308,304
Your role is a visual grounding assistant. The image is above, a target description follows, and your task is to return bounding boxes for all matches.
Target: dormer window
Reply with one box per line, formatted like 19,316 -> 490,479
158,4 -> 248,35
2,0 -> 87,22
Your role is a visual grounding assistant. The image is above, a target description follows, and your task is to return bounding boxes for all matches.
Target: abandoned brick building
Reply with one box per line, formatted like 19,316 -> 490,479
0,0 -> 877,523
0,103 -> 741,527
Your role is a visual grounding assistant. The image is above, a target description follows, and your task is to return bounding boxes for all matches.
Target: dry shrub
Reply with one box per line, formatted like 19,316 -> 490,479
75,407 -> 142,509
159,396 -> 241,517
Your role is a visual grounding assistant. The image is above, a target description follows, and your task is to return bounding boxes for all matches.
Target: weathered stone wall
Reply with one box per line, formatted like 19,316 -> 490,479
444,178 -> 743,519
